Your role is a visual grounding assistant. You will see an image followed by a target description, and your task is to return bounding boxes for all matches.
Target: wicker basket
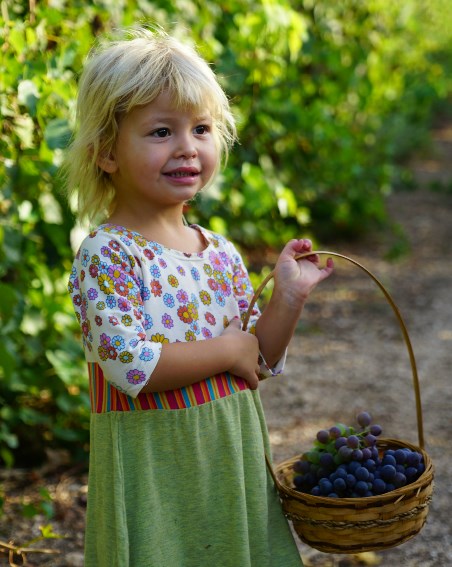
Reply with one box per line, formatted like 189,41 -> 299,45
243,251 -> 435,554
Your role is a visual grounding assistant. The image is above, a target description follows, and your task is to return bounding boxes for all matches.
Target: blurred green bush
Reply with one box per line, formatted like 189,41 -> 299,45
0,0 -> 451,466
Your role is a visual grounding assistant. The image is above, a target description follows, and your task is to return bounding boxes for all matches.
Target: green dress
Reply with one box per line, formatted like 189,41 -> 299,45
68,224 -> 303,566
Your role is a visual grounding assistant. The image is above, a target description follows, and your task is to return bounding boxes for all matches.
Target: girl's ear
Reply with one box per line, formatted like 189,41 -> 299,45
96,151 -> 118,174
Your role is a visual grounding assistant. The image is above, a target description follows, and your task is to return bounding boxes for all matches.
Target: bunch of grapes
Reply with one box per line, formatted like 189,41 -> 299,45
292,412 -> 425,498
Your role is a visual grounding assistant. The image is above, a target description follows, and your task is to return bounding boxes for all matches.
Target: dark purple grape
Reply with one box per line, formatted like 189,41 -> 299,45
382,454 -> 397,467
394,449 -> 407,465
355,480 -> 369,495
406,451 -> 422,467
293,460 -> 310,474
328,492 -> 339,498
311,486 -> 321,496
335,436 -> 348,450
370,446 -> 380,461
347,435 -> 360,449
335,466 -> 348,479
381,464 -> 397,482
346,474 -> 356,488
372,478 -> 386,494
357,412 -> 372,427
370,424 -> 382,436
316,429 -> 330,444
319,479 -> 333,496
405,467 -> 418,481
364,459 -> 377,472
364,434 -> 377,447
338,446 -> 353,462
356,467 -> 370,481
333,478 -> 347,493
348,461 -> 361,474
351,449 -> 363,461
319,452 -> 335,469
329,426 -> 342,439
394,472 -> 407,488
361,448 -> 372,460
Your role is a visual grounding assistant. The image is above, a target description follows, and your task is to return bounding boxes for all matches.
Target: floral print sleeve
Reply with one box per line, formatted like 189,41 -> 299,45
68,228 -> 162,397
68,224 -> 285,396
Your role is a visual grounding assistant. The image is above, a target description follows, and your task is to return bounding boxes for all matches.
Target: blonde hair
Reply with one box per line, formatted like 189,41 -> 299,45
65,27 -> 237,225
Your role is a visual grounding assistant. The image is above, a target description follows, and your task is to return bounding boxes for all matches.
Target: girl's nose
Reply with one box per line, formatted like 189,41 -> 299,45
174,133 -> 198,159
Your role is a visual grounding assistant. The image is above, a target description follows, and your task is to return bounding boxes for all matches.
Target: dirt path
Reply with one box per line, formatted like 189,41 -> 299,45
260,123 -> 452,566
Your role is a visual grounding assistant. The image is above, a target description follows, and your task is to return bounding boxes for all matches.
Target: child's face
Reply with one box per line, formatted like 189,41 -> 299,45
99,90 -> 218,214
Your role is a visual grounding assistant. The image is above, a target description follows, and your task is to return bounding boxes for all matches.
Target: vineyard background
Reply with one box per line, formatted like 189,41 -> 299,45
1,1 -> 452,565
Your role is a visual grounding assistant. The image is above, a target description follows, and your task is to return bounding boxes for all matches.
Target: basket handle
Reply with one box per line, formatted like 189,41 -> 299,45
242,251 -> 424,450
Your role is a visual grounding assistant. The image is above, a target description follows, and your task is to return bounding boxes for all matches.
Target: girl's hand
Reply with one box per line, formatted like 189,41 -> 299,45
272,239 -> 334,309
221,317 -> 260,390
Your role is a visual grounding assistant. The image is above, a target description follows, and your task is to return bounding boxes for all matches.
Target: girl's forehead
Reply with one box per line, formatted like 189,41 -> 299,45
128,91 -> 212,121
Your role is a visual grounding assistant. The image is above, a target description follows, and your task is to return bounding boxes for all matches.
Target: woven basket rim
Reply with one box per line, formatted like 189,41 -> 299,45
274,437 -> 434,507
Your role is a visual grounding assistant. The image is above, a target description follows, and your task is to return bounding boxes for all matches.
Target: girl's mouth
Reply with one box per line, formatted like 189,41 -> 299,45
166,171 -> 199,178
164,167 -> 200,178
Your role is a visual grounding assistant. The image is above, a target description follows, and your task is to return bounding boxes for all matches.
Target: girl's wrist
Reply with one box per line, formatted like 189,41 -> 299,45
270,285 -> 308,313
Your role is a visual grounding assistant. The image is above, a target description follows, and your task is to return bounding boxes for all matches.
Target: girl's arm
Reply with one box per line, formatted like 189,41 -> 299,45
255,239 -> 333,368
140,317 -> 261,392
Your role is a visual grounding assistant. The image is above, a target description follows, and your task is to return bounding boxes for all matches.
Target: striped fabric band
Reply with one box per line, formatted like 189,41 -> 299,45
88,362 -> 250,413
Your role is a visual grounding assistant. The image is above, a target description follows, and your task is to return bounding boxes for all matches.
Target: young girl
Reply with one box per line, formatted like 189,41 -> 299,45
66,27 -> 333,567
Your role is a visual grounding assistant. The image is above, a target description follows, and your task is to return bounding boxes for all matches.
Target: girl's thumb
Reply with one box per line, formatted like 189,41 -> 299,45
229,315 -> 241,326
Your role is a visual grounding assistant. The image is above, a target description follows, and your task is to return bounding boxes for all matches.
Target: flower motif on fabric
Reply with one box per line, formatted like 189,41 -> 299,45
163,293 -> 175,308
151,333 -> 169,344
176,289 -> 189,304
185,330 -> 196,341
81,249 -> 90,267
205,312 -> 216,326
143,314 -> 153,330
150,264 -> 161,278
202,327 -> 212,339
162,313 -> 174,329
87,288 -> 98,301
150,280 -> 162,297
119,351 -> 134,363
177,302 -> 198,325
111,335 -> 125,351
98,274 -> 115,295
127,369 -> 147,385
139,347 -> 154,361
117,297 -> 130,312
199,290 -> 211,305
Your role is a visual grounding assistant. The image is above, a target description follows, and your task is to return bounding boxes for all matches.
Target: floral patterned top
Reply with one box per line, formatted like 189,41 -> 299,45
68,224 -> 284,398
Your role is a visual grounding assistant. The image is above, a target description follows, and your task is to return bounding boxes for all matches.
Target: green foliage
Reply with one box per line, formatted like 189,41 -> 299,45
0,0 -> 450,466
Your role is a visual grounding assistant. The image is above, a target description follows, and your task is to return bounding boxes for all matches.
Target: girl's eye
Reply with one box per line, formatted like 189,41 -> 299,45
151,128 -> 170,138
194,125 -> 210,135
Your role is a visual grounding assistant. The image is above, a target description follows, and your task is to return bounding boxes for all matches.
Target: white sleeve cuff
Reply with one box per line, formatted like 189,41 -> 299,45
258,348 -> 287,380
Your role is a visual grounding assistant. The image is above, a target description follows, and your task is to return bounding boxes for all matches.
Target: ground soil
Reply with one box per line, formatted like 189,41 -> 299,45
1,121 -> 451,566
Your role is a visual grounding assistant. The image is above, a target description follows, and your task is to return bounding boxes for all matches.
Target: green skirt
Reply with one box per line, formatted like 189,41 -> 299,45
84,389 -> 303,567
